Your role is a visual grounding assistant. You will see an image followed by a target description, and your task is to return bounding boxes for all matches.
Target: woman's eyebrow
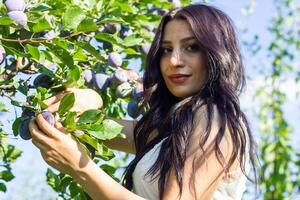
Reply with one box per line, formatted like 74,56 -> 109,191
161,36 -> 195,44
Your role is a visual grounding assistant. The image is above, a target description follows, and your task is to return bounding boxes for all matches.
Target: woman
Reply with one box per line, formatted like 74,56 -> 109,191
29,4 -> 256,200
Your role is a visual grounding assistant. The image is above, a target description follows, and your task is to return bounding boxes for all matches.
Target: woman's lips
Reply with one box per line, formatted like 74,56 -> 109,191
169,74 -> 191,83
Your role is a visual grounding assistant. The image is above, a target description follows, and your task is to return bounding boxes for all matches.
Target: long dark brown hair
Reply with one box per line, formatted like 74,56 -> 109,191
122,3 -> 257,199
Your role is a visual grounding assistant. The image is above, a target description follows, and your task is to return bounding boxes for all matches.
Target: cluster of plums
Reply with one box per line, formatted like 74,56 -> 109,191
5,0 -> 27,27
83,65 -> 144,119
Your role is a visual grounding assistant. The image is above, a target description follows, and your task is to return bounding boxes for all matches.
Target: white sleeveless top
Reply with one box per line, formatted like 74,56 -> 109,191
132,138 -> 250,200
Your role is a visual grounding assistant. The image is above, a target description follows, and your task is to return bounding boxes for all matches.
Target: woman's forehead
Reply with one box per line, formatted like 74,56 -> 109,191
162,19 -> 195,42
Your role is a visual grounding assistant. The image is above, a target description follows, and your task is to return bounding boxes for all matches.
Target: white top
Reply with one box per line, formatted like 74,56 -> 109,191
132,138 -> 249,200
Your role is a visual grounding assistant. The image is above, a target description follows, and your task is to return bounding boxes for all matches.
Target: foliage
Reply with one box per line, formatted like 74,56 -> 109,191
251,0 -> 300,198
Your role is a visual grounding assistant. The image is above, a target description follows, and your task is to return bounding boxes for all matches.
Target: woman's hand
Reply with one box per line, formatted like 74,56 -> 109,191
29,113 -> 91,177
45,88 -> 103,114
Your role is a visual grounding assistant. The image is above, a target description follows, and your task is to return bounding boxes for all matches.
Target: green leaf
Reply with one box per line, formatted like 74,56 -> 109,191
76,42 -> 105,61
64,111 -> 77,131
32,17 -> 52,33
99,17 -> 125,24
85,119 -> 124,140
58,93 -> 75,116
100,164 -> 117,174
77,18 -> 98,32
94,32 -> 119,45
123,34 -> 143,47
0,182 -> 7,192
122,48 -> 139,55
62,6 -> 86,30
0,17 -> 14,25
31,3 -> 52,12
97,143 -> 115,161
0,103 -> 9,112
0,170 -> 15,182
26,44 -> 40,61
12,117 -> 22,137
38,66 -> 57,79
68,65 -> 81,81
78,109 -> 102,124
4,145 -> 22,162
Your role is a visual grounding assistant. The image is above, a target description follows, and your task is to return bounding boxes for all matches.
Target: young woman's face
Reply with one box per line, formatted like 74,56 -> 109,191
160,19 -> 207,98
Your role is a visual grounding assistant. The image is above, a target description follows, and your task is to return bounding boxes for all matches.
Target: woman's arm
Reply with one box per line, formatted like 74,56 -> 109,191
29,114 -> 143,200
43,88 -> 137,154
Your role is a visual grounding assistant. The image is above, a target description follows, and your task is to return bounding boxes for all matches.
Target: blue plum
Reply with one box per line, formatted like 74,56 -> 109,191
93,73 -> 111,91
33,74 -> 53,89
8,11 -> 27,27
5,0 -> 26,12
112,68 -> 128,85
127,100 -> 141,119
19,119 -> 32,140
108,52 -> 122,68
41,111 -> 55,125
132,85 -> 143,100
82,69 -> 94,87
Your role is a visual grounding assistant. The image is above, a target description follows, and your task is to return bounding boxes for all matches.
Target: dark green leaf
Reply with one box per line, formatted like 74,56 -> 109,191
26,44 -> 40,61
58,93 -> 75,116
77,18 -> 98,32
0,170 -> 15,182
78,109 -> 102,124
62,7 -> 86,30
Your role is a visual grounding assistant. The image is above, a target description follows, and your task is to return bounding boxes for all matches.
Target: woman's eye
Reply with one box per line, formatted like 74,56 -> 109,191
161,47 -> 172,54
186,44 -> 200,52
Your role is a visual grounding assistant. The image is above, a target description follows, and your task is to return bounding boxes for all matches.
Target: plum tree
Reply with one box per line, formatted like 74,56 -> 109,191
33,74 -> 54,89
112,68 -> 128,85
108,52 -> 122,68
0,45 -> 6,65
41,111 -> 55,126
7,11 -> 27,27
5,0 -> 26,12
115,82 -> 133,98
93,73 -> 111,91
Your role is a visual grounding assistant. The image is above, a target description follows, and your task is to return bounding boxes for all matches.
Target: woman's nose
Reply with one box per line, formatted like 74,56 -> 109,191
170,50 -> 184,67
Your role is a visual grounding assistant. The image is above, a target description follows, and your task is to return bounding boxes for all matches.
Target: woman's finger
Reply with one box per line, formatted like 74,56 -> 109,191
46,101 -> 61,113
35,114 -> 62,140
43,91 -> 66,106
29,120 -> 51,150
54,121 -> 68,134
